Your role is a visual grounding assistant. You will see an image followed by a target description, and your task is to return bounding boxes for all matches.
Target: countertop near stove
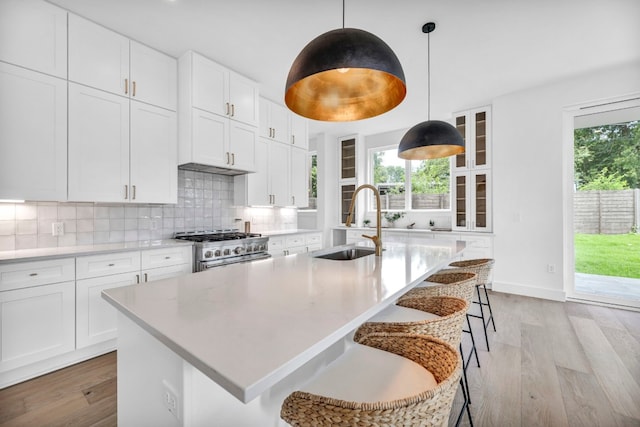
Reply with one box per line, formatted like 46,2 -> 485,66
102,238 -> 465,406
260,228 -> 321,237
0,239 -> 193,264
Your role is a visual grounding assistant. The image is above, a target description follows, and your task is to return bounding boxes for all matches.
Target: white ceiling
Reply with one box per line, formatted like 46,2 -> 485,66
48,0 -> 640,138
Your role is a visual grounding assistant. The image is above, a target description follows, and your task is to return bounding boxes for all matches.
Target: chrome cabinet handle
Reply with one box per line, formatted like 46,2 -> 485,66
226,103 -> 230,115
124,78 -> 128,95
124,185 -> 128,200
132,185 -> 136,200
165,256 -> 171,259
132,81 -> 136,97
231,153 -> 235,165
226,152 -> 230,164
231,104 -> 235,117
29,273 -> 38,277
136,274 -> 140,283
144,273 -> 148,282
108,263 -> 115,267
292,135 -> 295,144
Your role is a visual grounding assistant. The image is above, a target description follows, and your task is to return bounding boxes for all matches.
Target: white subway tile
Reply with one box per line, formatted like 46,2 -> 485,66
0,235 -> 15,251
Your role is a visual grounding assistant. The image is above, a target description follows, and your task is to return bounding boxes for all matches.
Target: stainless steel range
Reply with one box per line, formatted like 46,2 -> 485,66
174,230 -> 270,272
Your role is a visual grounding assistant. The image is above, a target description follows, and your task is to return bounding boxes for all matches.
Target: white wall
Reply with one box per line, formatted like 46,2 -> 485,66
492,60 -> 640,300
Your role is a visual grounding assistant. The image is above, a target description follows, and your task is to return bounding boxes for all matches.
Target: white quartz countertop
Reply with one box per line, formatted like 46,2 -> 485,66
0,239 -> 193,263
261,229 -> 321,237
102,238 -> 465,403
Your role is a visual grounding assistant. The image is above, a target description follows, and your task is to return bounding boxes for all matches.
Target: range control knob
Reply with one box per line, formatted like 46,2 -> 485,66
234,246 -> 245,255
223,249 -> 230,256
204,250 -> 213,258
214,250 -> 221,257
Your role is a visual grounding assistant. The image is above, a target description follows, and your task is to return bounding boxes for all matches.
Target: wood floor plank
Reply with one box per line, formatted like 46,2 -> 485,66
556,366 -> 623,427
473,342 -> 522,426
569,315 -> 640,420
82,377 -> 116,405
521,323 -> 569,426
488,292 -> 521,348
600,325 -> 640,383
1,392 -> 90,427
542,300 -> 592,374
564,301 -> 594,319
587,304 -> 627,330
613,308 -> 640,343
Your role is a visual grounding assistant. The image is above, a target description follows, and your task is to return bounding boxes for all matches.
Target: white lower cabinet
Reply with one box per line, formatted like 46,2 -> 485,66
0,281 -> 75,373
268,232 -> 322,257
76,272 -> 138,349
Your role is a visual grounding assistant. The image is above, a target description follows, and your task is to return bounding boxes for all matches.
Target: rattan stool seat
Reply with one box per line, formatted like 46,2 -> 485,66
281,333 -> 461,427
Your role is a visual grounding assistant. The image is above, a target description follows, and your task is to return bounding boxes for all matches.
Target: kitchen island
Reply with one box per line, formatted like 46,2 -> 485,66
102,238 -> 464,426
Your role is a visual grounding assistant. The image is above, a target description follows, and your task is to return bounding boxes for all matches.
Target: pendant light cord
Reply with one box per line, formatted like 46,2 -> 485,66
342,0 -> 345,28
427,29 -> 431,120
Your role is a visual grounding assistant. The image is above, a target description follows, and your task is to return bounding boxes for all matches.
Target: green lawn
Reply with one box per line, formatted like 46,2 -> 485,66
574,233 -> 640,278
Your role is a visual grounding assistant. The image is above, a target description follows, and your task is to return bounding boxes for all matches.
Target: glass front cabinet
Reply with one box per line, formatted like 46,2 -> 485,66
452,106 -> 492,232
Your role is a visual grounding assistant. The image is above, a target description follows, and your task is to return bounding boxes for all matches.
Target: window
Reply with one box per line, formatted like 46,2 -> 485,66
370,146 -> 450,211
300,152 -> 317,210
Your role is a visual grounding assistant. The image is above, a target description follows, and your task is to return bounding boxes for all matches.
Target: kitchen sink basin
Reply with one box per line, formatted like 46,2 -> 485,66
313,247 -> 376,261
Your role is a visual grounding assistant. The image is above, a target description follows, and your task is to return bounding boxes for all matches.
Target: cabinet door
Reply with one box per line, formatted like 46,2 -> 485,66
241,138 -> 270,206
471,172 -> 491,232
130,41 -> 177,111
130,102 -> 178,204
143,264 -> 192,283
68,83 -> 130,202
259,98 -> 271,138
269,102 -> 289,143
452,114 -> 468,172
473,109 -> 491,169
68,14 -> 129,97
269,142 -> 290,206
290,147 -> 309,207
76,272 -> 138,348
229,121 -> 257,172
229,71 -> 258,127
191,108 -> 229,168
0,63 -> 67,201
452,174 -> 469,231
0,281 -> 75,372
290,113 -> 309,149
191,52 -> 228,117
0,0 -> 67,78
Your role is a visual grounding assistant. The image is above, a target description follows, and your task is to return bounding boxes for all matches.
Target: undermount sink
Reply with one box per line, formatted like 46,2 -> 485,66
313,247 -> 376,261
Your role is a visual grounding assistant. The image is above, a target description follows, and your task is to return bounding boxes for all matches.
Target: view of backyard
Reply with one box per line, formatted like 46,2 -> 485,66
574,118 -> 639,302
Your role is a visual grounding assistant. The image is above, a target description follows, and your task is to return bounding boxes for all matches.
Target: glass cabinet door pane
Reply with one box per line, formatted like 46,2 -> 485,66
455,116 -> 466,169
455,175 -> 466,227
475,111 -> 487,167
475,173 -> 487,228
341,138 -> 356,179
341,184 -> 356,223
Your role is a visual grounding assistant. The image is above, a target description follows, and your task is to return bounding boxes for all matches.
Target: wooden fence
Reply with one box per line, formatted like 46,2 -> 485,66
574,189 -> 640,234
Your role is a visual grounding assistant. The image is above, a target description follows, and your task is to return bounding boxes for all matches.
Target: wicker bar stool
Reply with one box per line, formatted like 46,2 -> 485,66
448,258 -> 496,351
281,332 -> 461,427
353,296 -> 473,427
398,270 -> 479,406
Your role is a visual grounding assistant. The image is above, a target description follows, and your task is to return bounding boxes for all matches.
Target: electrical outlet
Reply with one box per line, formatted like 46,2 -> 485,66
52,222 -> 64,236
547,264 -> 556,273
162,380 -> 179,420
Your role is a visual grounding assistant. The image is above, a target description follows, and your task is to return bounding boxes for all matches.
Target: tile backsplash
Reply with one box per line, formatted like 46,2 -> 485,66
0,170 -> 297,251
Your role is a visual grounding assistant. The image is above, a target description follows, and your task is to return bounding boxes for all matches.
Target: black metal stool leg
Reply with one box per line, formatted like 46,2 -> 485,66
482,284 -> 496,332
458,343 -> 472,405
464,314 -> 480,368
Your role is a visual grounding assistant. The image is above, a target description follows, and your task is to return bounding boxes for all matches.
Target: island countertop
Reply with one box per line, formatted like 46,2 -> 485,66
102,239 -> 464,403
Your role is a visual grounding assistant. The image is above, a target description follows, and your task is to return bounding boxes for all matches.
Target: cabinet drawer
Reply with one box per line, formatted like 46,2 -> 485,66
141,246 -> 192,270
285,235 -> 305,247
305,233 -> 322,245
268,237 -> 285,250
0,258 -> 75,292
76,251 -> 141,279
143,264 -> 192,283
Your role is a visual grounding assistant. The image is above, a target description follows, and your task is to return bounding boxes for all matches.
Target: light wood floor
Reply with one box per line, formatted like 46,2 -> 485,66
0,351 -> 116,427
1,293 -> 638,427
450,291 -> 640,427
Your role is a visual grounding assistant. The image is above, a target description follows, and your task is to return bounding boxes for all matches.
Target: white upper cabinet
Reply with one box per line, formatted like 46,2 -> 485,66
259,98 -> 289,143
289,113 -> 309,149
130,102 -> 178,203
0,63 -> 67,201
0,0 -> 67,78
290,147 -> 309,208
68,14 -> 176,111
190,51 -> 258,127
68,83 -> 130,202
178,51 -> 258,172
452,106 -> 491,172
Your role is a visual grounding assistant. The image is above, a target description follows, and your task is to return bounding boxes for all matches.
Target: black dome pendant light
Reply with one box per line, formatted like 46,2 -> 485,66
398,22 -> 464,159
285,0 -> 406,122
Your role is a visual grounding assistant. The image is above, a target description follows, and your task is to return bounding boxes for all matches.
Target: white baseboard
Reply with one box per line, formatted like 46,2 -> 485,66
493,281 -> 566,301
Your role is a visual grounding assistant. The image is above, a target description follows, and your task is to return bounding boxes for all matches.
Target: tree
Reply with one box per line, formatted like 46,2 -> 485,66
574,121 -> 640,190
411,158 -> 450,194
580,167 -> 628,190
